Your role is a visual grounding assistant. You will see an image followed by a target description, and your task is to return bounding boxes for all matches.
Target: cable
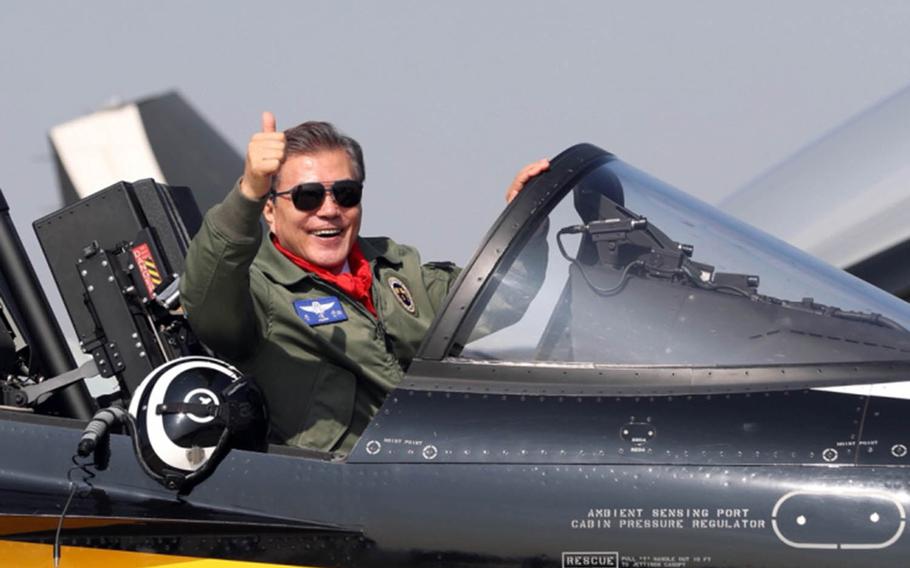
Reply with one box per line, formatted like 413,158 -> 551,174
831,308 -> 907,332
54,455 -> 96,567
53,482 -> 77,568
555,225 -> 586,262
574,260 -> 644,297
679,264 -> 754,299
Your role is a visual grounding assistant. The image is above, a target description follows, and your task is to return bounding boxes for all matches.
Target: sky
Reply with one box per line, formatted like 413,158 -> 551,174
2,1 -> 910,330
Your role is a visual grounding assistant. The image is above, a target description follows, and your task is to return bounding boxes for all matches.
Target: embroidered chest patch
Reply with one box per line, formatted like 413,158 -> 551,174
387,276 -> 417,315
294,297 -> 348,326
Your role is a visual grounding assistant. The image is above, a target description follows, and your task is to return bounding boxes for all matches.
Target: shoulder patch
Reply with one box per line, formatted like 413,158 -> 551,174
387,276 -> 418,315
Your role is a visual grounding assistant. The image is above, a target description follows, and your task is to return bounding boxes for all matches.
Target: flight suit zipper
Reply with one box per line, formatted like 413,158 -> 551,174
369,269 -> 397,358
309,274 -> 398,366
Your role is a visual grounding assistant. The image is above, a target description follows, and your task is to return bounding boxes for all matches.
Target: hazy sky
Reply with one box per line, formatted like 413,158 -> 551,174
2,1 -> 910,282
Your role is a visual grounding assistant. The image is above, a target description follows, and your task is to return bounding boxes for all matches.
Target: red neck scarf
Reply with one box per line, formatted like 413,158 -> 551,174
271,235 -> 377,316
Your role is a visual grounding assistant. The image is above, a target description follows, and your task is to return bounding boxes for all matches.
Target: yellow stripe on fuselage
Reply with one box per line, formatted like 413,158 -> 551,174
0,540 -> 314,567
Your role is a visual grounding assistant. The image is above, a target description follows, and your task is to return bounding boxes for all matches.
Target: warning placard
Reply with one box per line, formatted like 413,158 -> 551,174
132,243 -> 162,297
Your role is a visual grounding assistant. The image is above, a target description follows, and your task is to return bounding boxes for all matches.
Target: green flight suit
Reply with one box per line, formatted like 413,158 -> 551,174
180,184 -> 460,452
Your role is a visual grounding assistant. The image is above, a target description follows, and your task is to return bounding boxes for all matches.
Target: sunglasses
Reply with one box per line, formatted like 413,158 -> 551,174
270,180 -> 363,211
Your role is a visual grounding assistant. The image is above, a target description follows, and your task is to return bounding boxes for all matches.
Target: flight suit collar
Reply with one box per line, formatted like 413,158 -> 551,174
258,235 -> 404,286
358,236 -> 405,268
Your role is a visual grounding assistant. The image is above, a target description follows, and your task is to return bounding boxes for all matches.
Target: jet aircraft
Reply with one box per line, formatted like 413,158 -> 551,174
1,144 -> 910,567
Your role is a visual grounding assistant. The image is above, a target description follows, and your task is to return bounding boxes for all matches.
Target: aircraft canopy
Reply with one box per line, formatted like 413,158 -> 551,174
451,157 -> 910,368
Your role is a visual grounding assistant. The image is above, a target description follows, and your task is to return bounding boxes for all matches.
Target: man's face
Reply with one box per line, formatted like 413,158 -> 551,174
263,149 -> 362,273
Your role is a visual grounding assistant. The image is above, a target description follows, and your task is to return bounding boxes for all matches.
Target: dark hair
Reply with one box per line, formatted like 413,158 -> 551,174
282,121 -> 365,182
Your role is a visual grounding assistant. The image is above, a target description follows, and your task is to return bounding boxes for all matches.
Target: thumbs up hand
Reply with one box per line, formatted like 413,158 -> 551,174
240,111 -> 287,200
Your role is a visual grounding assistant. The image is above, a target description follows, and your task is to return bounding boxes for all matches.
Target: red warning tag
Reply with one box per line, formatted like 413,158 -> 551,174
131,243 -> 162,297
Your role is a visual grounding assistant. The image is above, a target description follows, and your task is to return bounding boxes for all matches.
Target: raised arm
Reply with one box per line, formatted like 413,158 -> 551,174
180,112 -> 286,358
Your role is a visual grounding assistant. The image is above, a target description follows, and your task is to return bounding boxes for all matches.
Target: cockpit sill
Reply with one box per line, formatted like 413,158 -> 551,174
403,358 -> 910,397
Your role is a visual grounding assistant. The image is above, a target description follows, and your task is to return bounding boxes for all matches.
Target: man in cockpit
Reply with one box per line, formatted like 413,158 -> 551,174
180,112 -> 548,453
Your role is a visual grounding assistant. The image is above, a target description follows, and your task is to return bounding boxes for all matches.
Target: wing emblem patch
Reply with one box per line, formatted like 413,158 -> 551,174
294,297 -> 348,326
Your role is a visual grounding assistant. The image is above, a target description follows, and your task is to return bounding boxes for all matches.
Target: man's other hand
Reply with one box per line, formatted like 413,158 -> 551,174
506,158 -> 550,203
240,111 -> 287,200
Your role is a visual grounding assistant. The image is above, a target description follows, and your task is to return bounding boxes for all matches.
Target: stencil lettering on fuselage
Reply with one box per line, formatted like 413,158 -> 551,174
569,507 -> 766,531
